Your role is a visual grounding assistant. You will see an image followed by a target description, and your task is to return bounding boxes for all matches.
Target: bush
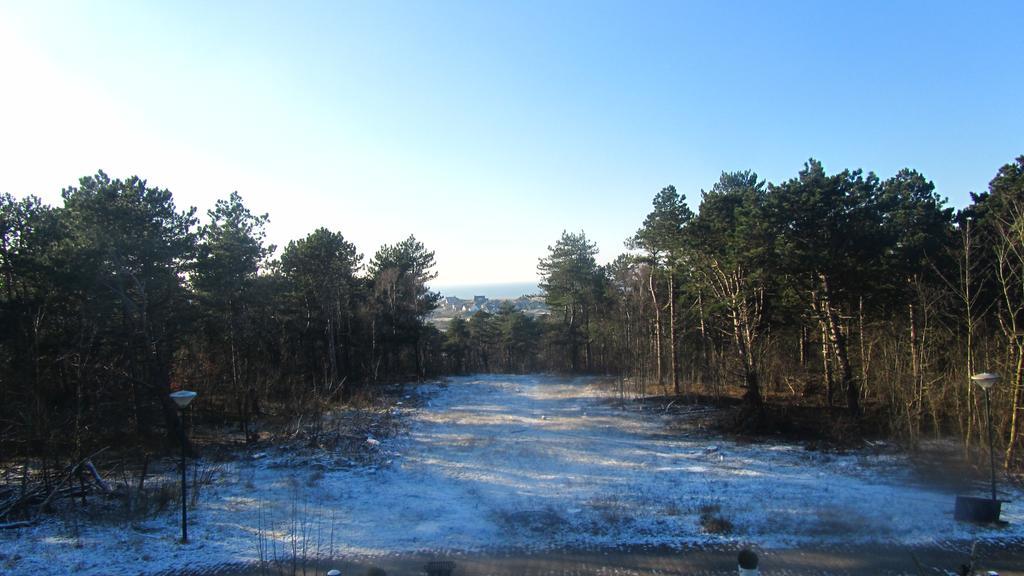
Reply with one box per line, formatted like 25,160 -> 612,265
698,503 -> 733,534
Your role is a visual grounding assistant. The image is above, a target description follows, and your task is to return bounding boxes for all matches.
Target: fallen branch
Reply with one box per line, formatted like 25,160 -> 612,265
39,447 -> 110,511
0,520 -> 35,530
84,461 -> 111,494
0,487 -> 45,520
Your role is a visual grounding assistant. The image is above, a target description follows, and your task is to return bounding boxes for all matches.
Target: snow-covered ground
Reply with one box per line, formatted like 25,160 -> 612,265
3,374 -> 1023,575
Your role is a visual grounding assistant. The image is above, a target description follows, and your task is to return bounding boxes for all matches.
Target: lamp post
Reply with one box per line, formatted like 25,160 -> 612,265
970,373 -> 999,503
170,390 -> 197,543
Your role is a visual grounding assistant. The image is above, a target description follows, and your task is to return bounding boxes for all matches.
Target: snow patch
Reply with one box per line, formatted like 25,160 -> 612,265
3,374 -> 1022,575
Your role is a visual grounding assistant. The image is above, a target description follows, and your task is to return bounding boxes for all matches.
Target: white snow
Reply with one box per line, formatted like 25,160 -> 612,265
2,374 -> 1022,575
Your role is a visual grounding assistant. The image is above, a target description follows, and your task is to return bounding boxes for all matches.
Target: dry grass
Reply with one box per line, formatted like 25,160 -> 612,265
494,507 -> 569,536
697,503 -> 733,534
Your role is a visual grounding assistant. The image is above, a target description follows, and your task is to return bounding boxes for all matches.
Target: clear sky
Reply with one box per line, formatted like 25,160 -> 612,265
1,1 -> 1021,285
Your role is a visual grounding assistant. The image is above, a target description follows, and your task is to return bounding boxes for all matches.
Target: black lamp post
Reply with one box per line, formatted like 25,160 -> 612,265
970,372 -> 1000,503
170,390 -> 197,543
955,372 -> 1003,523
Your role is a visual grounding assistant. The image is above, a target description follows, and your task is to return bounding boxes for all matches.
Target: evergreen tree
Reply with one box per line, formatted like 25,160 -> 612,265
630,185 -> 693,393
369,235 -> 440,378
61,171 -> 198,444
193,191 -> 274,437
768,159 -> 884,416
281,227 -> 362,397
538,231 -> 603,372
444,317 -> 471,373
687,171 -> 772,405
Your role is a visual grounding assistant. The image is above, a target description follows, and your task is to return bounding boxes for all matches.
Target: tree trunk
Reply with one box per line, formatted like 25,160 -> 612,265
230,317 -> 247,438
799,325 -> 807,368
697,290 -> 708,389
326,315 -> 338,386
415,333 -> 423,379
1005,343 -> 1024,469
820,318 -> 833,406
909,301 -> 921,437
820,273 -> 860,417
962,220 -> 977,457
648,270 -> 663,386
566,304 -> 579,372
731,306 -> 760,406
669,272 -> 679,396
585,306 -> 593,372
859,297 -> 868,400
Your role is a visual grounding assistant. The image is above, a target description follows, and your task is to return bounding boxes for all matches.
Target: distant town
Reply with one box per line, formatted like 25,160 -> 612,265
429,292 -> 549,331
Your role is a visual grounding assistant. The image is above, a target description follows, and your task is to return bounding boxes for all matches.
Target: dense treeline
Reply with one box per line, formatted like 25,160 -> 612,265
523,156 -> 1024,470
5,156 -> 1024,471
0,173 -> 442,458
442,303 -> 544,375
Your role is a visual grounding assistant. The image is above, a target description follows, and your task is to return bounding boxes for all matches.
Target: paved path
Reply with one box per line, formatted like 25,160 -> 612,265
202,542 -> 1024,575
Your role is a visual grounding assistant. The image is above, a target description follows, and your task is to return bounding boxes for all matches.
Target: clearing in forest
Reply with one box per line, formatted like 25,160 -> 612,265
3,374 -> 1022,575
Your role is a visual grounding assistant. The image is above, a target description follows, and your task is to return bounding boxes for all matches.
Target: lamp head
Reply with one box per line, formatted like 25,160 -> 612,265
970,372 -> 1000,391
170,390 -> 197,409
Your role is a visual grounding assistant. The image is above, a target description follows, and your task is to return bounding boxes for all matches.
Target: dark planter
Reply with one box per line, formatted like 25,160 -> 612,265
954,495 -> 1002,523
738,549 -> 760,575
424,560 -> 456,576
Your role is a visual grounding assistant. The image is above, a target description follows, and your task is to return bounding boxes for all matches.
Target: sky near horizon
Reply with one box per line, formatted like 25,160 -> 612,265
1,1 -> 1021,285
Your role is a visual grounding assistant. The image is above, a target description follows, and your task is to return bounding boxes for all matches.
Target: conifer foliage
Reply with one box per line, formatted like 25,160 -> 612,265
4,156 -> 1024,471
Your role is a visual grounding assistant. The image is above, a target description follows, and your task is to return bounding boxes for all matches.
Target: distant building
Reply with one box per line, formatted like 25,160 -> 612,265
428,293 -> 549,322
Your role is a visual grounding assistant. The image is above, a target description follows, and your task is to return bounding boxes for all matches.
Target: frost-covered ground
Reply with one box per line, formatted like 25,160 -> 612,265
3,374 -> 1023,575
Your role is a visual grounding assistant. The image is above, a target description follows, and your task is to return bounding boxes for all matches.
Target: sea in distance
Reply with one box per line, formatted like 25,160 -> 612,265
430,281 -> 540,300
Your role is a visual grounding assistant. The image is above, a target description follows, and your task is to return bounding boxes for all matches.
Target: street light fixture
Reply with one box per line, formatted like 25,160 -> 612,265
955,373 -> 1003,523
972,372 -> 999,391
970,372 -> 1000,504
170,390 -> 197,543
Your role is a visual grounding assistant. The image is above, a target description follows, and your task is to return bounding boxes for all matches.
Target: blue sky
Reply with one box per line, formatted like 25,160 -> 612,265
1,1 -> 1021,285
